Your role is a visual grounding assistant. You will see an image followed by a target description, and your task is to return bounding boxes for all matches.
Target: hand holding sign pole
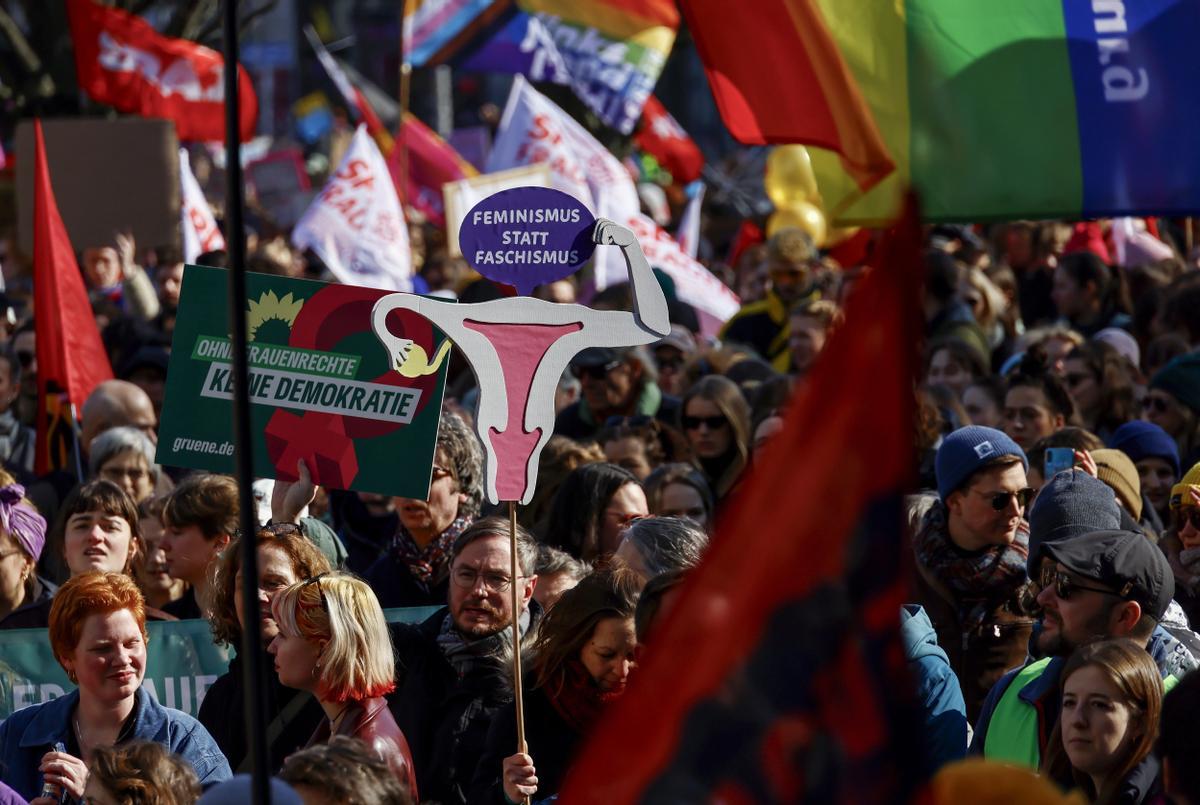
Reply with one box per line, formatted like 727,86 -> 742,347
372,189 -> 668,803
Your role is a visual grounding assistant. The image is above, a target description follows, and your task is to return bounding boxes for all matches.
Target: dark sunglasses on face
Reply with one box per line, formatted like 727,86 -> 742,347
1142,395 -> 1171,414
966,486 -> 1034,511
1040,567 -> 1130,601
571,359 -> 622,381
15,351 -> 32,369
1175,506 -> 1200,531
682,415 -> 727,431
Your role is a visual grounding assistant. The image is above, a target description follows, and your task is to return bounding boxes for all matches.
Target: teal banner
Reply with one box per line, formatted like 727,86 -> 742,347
0,608 -> 439,720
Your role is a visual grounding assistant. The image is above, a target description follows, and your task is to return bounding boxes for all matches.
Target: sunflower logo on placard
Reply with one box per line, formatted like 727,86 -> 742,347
247,291 -> 303,342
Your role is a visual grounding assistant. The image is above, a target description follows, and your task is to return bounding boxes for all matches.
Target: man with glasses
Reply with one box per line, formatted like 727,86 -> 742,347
910,425 -> 1036,720
974,529 -> 1192,777
386,516 -> 540,805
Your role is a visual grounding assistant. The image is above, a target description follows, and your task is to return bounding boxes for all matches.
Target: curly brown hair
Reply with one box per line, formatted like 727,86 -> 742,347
207,527 -> 331,647
88,740 -> 201,804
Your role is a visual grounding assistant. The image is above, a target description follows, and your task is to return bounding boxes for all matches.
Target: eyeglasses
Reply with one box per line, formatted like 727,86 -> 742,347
1041,567 -> 1130,601
14,351 -> 32,369
571,360 -> 622,381
656,355 -> 684,371
1142,395 -> 1172,414
451,566 -> 520,593
302,572 -> 330,612
1064,372 -> 1092,388
682,415 -> 727,431
965,486 -> 1034,511
1175,507 -> 1200,531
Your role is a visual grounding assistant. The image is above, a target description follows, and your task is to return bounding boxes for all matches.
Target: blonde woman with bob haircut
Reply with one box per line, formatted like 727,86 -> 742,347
269,572 -> 418,797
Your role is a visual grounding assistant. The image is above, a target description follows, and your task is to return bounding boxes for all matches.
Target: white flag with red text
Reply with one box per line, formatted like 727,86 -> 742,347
179,149 -> 224,262
486,77 -> 738,334
292,125 -> 413,291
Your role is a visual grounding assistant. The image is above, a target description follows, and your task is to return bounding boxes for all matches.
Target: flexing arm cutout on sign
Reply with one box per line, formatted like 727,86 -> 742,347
372,219 -> 669,504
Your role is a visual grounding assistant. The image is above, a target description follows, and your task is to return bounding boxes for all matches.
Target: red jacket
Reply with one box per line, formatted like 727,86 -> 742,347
308,697 -> 419,799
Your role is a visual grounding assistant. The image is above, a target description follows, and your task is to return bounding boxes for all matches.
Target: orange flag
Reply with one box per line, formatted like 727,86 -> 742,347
32,119 -> 114,474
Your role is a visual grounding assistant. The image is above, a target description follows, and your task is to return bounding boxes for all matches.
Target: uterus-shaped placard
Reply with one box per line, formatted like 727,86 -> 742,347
372,219 -> 670,504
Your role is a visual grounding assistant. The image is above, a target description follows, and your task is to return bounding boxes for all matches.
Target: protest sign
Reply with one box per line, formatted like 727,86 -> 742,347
157,266 -> 448,498
443,164 -> 550,257
458,187 -> 595,295
0,608 -> 438,720
487,78 -> 740,333
293,125 -> 414,292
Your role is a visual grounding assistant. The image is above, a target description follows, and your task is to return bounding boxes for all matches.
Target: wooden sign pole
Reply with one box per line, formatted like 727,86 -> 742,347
508,500 -> 530,805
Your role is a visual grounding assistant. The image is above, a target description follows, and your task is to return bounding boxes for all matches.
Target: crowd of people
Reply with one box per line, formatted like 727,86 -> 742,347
2,136 -> 1200,805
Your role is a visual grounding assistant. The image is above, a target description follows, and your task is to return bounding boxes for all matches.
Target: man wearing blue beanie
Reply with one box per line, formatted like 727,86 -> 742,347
911,425 -> 1036,721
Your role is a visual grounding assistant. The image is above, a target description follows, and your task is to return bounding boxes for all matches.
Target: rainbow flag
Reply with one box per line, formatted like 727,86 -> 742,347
405,0 -> 677,134
688,0 -> 1200,224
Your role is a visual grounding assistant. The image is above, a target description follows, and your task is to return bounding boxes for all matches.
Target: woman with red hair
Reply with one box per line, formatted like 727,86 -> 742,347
0,572 -> 230,801
269,572 -> 417,798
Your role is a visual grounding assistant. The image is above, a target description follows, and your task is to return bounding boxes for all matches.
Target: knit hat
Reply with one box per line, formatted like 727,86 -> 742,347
1108,420 -> 1181,477
1150,354 -> 1200,415
1093,328 -> 1140,371
935,426 -> 1028,501
1091,448 -> 1142,521
1170,461 -> 1200,509
1027,470 -> 1122,574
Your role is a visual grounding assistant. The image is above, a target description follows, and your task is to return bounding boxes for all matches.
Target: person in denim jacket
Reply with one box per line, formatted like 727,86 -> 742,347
0,572 -> 230,800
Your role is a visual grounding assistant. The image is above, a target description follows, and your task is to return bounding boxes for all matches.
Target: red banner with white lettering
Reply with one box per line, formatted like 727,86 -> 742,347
66,0 -> 257,142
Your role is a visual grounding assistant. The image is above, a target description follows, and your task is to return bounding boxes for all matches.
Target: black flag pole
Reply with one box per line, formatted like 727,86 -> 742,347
223,2 -> 271,802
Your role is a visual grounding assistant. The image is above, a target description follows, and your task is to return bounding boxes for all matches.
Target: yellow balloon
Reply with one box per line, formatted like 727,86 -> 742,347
824,225 -> 861,247
765,146 -> 820,207
767,201 -> 827,246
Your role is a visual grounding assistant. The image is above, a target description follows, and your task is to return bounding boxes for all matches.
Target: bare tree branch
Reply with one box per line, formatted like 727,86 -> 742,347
194,0 -> 280,47
0,4 -> 55,99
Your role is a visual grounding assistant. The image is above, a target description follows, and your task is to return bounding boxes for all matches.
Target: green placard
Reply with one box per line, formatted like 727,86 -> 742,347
156,266 -> 450,498
0,608 -> 440,719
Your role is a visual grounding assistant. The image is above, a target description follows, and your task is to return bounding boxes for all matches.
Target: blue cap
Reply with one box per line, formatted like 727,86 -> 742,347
1108,420 -> 1181,477
935,426 -> 1028,501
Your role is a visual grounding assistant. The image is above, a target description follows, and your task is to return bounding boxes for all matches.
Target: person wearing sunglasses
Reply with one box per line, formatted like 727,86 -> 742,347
680,376 -> 751,501
269,572 -> 417,797
973,529 -> 1187,779
555,345 -> 679,444
1143,354 -> 1200,470
910,425 -> 1036,721
385,517 -> 541,805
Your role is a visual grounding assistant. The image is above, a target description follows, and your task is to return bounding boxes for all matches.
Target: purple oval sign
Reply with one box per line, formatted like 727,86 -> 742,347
459,187 -> 596,296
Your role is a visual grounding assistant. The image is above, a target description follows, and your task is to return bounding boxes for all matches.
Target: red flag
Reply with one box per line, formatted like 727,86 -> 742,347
634,95 -> 704,184
66,0 -> 257,142
680,0 -> 892,191
32,120 -> 114,475
386,113 -> 478,227
559,197 -> 926,803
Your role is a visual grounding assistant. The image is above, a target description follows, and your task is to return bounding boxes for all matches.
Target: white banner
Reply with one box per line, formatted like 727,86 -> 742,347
443,164 -> 551,257
292,126 -> 413,291
487,78 -> 738,331
179,148 -> 224,262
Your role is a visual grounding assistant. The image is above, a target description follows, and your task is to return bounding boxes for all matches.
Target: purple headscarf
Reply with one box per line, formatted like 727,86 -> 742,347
0,484 -> 47,562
